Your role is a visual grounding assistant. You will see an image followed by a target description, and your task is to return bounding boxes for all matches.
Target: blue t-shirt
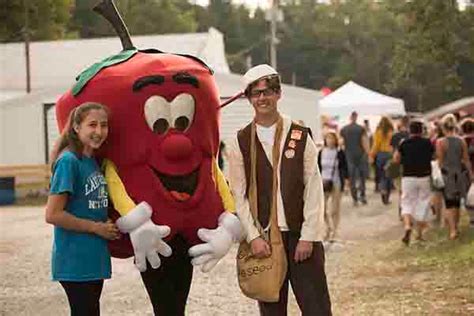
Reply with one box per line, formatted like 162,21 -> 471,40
49,151 -> 111,281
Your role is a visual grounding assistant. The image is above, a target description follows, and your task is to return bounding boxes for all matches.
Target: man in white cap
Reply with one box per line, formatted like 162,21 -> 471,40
227,64 -> 331,315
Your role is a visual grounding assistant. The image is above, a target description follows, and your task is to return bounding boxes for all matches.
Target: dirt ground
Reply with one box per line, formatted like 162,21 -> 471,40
1,186 -> 472,315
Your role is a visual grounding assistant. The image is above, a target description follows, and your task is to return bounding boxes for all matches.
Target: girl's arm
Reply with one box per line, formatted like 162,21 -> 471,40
45,194 -> 119,240
436,138 -> 445,166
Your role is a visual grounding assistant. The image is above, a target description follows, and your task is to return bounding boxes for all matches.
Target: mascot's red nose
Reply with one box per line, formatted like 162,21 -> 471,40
162,134 -> 193,161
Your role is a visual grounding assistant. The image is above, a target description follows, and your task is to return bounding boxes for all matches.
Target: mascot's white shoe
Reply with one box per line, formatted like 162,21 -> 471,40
116,202 -> 172,272
188,212 -> 243,272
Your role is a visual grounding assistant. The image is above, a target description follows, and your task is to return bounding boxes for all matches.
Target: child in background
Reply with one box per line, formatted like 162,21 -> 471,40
318,131 -> 348,241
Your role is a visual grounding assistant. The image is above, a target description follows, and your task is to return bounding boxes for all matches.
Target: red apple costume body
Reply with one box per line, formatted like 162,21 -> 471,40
55,24 -> 241,316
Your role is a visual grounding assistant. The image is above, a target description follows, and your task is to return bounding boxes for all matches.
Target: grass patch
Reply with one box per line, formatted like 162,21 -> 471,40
388,220 -> 474,269
332,217 -> 474,315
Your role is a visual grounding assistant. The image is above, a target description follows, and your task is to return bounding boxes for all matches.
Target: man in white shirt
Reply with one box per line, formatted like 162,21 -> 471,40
227,64 -> 331,315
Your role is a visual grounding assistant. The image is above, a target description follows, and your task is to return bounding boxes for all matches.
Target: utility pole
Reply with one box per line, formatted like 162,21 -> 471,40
270,0 -> 278,69
266,0 -> 283,70
23,0 -> 31,93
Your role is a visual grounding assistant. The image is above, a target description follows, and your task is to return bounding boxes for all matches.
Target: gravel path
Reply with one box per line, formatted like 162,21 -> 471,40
0,187 -> 401,315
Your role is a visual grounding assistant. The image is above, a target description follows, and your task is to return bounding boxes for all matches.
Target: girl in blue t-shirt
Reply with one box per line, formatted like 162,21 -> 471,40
45,102 -> 119,316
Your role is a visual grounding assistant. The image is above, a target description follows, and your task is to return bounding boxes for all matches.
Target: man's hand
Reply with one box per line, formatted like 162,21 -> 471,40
250,237 -> 271,258
294,240 -> 313,263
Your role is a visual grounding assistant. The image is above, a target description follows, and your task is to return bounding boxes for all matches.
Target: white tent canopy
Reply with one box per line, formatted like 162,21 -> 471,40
319,81 -> 406,119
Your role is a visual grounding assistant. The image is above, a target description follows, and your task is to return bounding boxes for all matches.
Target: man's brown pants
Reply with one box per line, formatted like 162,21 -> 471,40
258,232 -> 332,316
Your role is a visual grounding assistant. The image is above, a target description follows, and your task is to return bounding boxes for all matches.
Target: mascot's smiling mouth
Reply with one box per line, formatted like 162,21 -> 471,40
151,167 -> 199,202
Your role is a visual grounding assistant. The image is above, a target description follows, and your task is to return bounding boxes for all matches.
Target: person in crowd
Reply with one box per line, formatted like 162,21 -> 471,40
227,64 -> 331,315
460,117 -> 474,228
460,117 -> 474,167
370,116 -> 394,205
437,114 -> 473,239
393,120 -> 434,245
318,131 -> 348,242
429,120 -> 446,225
363,119 -> 373,147
391,116 -> 410,219
391,116 -> 410,151
363,119 -> 379,192
340,111 -> 370,206
45,102 -> 120,316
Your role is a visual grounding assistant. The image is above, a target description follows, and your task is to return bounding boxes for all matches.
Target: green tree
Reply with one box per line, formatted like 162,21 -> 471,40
278,0 -> 400,91
71,0 -> 197,38
388,0 -> 464,112
0,0 -> 72,42
456,6 -> 474,96
194,0 -> 267,73
126,0 -> 197,35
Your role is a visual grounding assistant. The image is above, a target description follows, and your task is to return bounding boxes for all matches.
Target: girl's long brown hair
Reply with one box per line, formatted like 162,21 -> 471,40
376,116 -> 394,136
50,102 -> 109,164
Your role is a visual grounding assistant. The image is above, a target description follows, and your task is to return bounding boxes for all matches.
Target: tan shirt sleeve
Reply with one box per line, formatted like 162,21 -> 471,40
227,137 -> 261,243
300,137 -> 326,241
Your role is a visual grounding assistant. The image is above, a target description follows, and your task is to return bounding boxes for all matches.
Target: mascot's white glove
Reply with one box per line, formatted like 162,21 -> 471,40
188,212 -> 243,272
116,202 -> 172,272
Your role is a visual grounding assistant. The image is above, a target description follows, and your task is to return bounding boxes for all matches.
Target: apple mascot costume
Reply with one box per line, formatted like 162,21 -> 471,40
55,1 -> 242,314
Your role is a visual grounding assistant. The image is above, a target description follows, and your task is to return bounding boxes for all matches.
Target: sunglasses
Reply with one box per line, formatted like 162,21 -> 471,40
249,87 -> 277,98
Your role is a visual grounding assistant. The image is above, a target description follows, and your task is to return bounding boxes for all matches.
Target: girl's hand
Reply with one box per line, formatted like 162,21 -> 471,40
93,220 -> 120,240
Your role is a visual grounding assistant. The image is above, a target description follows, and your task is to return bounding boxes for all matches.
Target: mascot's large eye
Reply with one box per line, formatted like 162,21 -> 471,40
171,93 -> 195,132
144,96 -> 171,134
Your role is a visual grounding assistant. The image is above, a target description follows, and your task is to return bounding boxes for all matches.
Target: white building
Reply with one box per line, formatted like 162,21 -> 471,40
0,29 -> 322,165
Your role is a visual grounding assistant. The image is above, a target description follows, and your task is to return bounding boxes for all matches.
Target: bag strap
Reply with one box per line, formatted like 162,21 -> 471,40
330,150 -> 337,179
249,116 -> 284,243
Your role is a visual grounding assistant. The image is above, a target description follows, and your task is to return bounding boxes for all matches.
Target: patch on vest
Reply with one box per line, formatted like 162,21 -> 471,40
284,149 -> 295,159
288,140 -> 297,149
290,129 -> 302,140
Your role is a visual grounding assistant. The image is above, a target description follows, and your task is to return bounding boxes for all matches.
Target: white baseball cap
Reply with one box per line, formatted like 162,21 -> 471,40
242,64 -> 279,89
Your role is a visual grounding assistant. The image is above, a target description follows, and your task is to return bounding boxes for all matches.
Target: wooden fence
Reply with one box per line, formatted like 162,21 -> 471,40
0,164 -> 51,187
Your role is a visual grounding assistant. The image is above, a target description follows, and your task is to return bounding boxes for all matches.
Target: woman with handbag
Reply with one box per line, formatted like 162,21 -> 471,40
318,132 -> 348,242
370,116 -> 394,205
437,114 -> 473,240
